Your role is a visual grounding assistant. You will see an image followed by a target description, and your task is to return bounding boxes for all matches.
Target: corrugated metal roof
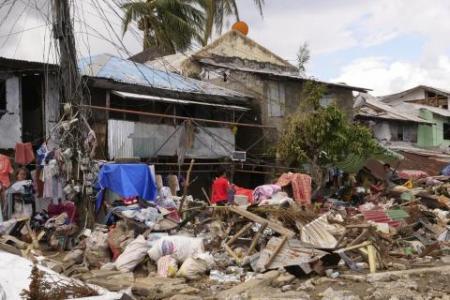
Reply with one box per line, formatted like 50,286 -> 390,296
354,93 -> 433,124
0,56 -> 58,72
78,54 -> 251,100
197,58 -> 371,92
381,85 -> 450,102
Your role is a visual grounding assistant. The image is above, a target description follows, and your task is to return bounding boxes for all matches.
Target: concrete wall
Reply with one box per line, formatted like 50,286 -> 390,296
197,30 -> 292,68
0,76 -> 21,149
373,122 -> 391,141
194,65 -> 355,142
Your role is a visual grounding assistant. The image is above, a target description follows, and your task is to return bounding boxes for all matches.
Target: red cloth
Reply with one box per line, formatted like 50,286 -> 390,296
234,186 -> 254,203
15,143 -> 35,165
211,176 -> 230,204
0,154 -> 13,188
48,202 -> 78,223
277,172 -> 312,205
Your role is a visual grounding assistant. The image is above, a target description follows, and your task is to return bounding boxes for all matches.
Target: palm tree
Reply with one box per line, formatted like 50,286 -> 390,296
199,0 -> 265,46
122,0 -> 204,54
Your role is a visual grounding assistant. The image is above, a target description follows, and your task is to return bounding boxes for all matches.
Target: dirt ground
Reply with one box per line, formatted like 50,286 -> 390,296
181,261 -> 450,300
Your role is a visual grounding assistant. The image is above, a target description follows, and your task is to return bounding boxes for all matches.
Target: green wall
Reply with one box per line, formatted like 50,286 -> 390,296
417,108 -> 450,148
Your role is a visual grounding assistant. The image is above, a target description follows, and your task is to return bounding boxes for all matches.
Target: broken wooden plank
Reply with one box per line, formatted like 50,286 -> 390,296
226,223 -> 253,246
248,222 -> 267,255
265,235 -> 288,269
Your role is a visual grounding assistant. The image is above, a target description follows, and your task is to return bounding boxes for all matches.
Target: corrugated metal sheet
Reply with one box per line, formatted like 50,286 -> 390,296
354,94 -> 433,124
108,119 -> 135,159
78,54 -> 249,100
108,119 -> 234,160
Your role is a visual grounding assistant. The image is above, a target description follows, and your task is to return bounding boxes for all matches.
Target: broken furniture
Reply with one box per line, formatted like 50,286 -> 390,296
224,206 -> 295,266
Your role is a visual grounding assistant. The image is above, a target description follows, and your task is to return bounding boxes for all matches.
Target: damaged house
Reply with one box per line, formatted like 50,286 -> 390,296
0,57 -> 59,150
355,93 -> 450,175
0,54 -> 262,190
136,29 -> 369,154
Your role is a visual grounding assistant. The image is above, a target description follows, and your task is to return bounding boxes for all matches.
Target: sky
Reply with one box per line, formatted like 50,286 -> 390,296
1,0 -> 449,95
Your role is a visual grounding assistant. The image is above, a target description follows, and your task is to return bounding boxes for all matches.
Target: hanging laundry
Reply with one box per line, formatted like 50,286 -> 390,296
0,154 -> 13,189
15,143 -> 35,165
42,160 -> 64,201
36,142 -> 49,167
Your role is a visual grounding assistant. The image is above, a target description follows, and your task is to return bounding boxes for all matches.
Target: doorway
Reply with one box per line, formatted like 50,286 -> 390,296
21,75 -> 44,145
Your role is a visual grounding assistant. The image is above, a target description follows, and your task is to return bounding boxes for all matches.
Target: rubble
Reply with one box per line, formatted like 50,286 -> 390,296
1,150 -> 450,299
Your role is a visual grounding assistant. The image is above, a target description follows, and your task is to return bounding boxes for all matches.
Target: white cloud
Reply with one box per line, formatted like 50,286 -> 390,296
332,56 -> 450,95
2,0 -> 450,96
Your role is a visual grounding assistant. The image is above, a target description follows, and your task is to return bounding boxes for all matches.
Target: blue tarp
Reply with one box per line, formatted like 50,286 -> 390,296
95,164 -> 157,211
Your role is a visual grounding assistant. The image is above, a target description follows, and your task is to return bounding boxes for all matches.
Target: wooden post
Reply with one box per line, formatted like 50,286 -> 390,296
178,159 -> 195,214
367,243 -> 377,273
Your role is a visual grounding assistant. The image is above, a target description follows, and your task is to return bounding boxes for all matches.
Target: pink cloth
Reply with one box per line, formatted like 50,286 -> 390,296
15,143 -> 35,165
277,172 -> 312,205
252,184 -> 281,204
398,170 -> 428,180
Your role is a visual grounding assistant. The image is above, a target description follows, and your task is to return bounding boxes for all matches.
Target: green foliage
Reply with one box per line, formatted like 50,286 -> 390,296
121,0 -> 265,50
278,82 -> 381,178
199,0 -> 265,45
122,0 -> 204,53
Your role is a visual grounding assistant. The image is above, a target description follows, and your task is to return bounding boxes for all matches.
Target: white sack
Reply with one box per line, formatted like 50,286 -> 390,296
115,235 -> 150,272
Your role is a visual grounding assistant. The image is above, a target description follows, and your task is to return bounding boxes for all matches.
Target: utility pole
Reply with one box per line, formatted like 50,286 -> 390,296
52,0 -> 83,105
51,0 -> 95,227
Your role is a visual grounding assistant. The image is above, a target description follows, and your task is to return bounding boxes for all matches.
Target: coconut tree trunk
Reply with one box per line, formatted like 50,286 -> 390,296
143,17 -> 150,49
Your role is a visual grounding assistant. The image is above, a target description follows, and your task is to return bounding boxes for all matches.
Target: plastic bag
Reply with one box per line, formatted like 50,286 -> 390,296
176,252 -> 215,280
209,270 -> 241,283
157,255 -> 178,278
115,235 -> 150,272
147,236 -> 204,263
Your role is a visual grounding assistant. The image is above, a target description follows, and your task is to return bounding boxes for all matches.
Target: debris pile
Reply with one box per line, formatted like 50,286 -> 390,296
1,163 -> 450,299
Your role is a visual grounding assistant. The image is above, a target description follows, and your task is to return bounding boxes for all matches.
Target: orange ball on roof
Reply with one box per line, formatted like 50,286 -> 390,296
232,21 -> 249,35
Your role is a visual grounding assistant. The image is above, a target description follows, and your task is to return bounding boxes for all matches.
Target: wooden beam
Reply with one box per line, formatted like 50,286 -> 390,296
228,206 -> 295,238
80,104 -> 276,129
264,235 -> 288,269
